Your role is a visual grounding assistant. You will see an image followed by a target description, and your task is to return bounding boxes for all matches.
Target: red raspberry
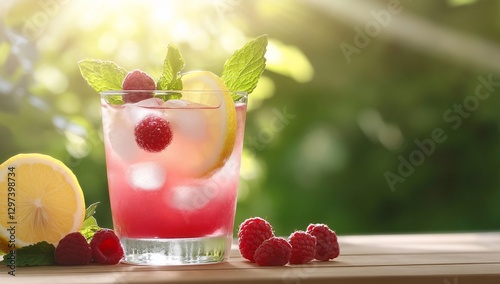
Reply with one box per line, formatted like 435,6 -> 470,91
122,69 -> 155,103
90,229 -> 124,265
288,231 -> 317,264
238,217 -> 274,262
134,115 -> 173,152
253,237 -> 291,266
306,224 -> 340,261
55,232 -> 92,266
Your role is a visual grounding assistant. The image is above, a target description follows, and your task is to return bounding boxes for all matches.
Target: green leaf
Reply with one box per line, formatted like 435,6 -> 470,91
155,93 -> 183,101
80,203 -> 102,241
80,225 -> 101,241
157,44 -> 185,91
221,34 -> 268,100
103,95 -> 125,106
78,59 -> 127,92
81,216 -> 98,230
84,201 -> 100,220
1,241 -> 55,267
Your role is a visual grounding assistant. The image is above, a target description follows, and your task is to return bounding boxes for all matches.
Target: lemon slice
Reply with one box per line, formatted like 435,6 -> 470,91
163,71 -> 237,177
0,154 -> 85,253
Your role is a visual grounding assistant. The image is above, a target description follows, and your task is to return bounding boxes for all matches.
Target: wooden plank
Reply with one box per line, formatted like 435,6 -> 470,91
6,252 -> 500,284
339,232 -> 500,255
11,251 -> 500,275
1,233 -> 500,284
5,263 -> 500,284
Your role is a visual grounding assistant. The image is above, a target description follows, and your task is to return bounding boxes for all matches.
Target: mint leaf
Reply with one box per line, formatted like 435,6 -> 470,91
157,44 -> 185,90
78,59 -> 127,92
155,93 -> 182,101
81,203 -> 101,240
84,201 -> 100,220
1,241 -> 55,267
81,216 -> 98,230
221,35 -> 268,100
80,224 -> 101,241
103,95 -> 125,106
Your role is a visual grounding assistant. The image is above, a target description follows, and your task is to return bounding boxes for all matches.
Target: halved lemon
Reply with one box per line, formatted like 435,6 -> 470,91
0,154 -> 85,253
163,71 -> 237,178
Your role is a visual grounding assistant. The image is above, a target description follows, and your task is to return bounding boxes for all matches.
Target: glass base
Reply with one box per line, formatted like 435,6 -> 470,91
120,235 -> 231,265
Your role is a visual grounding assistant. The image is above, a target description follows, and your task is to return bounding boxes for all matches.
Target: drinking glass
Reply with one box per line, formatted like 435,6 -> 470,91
100,90 -> 247,265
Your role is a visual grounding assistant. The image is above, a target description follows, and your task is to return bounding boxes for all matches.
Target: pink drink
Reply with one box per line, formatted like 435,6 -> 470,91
100,91 -> 247,265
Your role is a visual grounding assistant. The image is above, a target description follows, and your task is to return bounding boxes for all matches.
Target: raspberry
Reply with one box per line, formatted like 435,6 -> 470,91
122,69 -> 155,103
306,224 -> 340,261
288,231 -> 317,264
134,115 -> 173,152
238,217 -> 274,262
55,232 -> 92,266
253,237 -> 291,266
90,229 -> 124,265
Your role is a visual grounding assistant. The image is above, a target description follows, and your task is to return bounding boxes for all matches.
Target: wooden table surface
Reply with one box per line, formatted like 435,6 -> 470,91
2,232 -> 500,284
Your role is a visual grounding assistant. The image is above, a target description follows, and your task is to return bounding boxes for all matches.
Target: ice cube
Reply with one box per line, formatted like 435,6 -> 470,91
165,100 -> 208,141
108,110 -> 139,161
164,99 -> 189,108
107,99 -> 168,161
136,97 -> 166,108
128,162 -> 166,191
128,98 -> 165,125
169,181 -> 219,211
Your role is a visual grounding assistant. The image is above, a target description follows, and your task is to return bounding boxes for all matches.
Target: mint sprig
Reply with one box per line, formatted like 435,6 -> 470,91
78,59 -> 127,92
1,241 -> 55,267
81,202 -> 101,240
157,44 -> 185,90
78,36 -> 268,103
80,223 -> 101,241
84,201 -> 100,220
222,34 -> 268,100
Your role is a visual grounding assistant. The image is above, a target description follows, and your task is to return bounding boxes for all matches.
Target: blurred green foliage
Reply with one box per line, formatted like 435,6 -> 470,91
1,0 -> 499,236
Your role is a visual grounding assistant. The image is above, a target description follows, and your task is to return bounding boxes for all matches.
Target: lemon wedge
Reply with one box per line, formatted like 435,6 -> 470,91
0,154 -> 85,253
163,71 -> 237,177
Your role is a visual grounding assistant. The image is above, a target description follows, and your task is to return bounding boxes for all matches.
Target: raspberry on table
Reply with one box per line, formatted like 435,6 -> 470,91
238,217 -> 274,262
90,228 -> 124,265
122,69 -> 156,103
253,237 -> 291,266
134,115 -> 173,152
288,231 -> 317,264
306,223 -> 340,261
55,232 -> 92,266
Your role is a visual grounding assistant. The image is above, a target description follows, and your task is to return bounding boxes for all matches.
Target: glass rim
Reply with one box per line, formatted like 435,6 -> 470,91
100,90 -> 248,106
100,90 -> 248,96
